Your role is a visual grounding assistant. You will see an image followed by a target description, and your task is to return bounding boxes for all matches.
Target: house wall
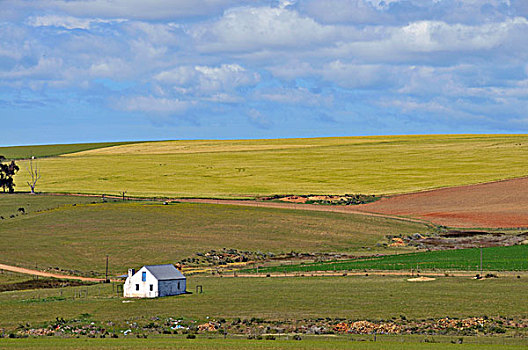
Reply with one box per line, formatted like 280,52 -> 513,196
123,267 -> 159,298
158,278 -> 186,297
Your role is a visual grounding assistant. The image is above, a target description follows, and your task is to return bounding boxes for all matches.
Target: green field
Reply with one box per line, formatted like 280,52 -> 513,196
10,134 -> 528,197
1,276 -> 527,328
2,337 -> 526,349
0,141 -> 139,160
0,193 -> 101,219
0,194 -> 429,275
0,271 -> 33,284
252,245 -> 528,273
1,337 -> 526,349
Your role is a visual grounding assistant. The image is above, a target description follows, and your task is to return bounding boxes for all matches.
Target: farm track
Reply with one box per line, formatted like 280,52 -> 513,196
0,264 -> 109,282
175,198 -> 432,225
41,192 -> 433,226
230,271 -> 477,278
0,262 -> 498,280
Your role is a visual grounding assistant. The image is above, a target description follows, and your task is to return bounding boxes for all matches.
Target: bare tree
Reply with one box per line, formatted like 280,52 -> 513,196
26,156 -> 41,194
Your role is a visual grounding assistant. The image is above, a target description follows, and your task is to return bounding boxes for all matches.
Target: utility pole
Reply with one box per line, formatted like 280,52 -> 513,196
480,247 -> 483,275
105,255 -> 109,283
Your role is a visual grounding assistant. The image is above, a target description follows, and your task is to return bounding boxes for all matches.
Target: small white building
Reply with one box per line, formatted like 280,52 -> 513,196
123,264 -> 186,298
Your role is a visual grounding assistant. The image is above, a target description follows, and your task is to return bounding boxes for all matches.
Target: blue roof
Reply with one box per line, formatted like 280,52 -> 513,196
144,264 -> 185,280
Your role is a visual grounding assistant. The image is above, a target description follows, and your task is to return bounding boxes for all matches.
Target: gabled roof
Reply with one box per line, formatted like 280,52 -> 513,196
143,264 -> 185,280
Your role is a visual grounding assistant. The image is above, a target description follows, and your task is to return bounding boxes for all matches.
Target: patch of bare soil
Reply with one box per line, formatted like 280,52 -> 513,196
407,277 -> 436,282
265,194 -> 379,205
357,177 -> 528,228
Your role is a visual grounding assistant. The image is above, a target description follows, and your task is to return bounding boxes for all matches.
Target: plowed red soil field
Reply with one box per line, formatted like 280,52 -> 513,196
357,177 -> 528,228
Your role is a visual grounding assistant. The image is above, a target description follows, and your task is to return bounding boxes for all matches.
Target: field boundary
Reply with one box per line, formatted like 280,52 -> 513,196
33,192 -> 435,227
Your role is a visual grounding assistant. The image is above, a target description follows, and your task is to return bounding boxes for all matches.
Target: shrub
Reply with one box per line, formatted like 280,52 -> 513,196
186,333 -> 196,339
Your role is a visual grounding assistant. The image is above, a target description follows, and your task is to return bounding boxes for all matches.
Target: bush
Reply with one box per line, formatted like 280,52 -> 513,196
488,326 -> 506,334
186,333 -> 196,339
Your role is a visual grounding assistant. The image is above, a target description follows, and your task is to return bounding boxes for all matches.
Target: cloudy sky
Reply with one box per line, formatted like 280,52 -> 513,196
1,0 -> 528,145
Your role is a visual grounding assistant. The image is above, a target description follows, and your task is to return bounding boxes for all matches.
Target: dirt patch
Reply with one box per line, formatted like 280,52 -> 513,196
264,194 -> 379,205
399,231 -> 528,250
357,177 -> 528,228
407,277 -> 436,282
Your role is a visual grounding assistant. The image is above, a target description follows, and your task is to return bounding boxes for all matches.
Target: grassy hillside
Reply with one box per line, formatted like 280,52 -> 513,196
0,141 -> 140,160
253,245 -> 528,273
0,196 -> 429,275
11,134 -> 528,197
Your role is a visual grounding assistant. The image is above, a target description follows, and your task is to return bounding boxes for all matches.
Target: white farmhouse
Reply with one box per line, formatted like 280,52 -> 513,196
123,264 -> 186,298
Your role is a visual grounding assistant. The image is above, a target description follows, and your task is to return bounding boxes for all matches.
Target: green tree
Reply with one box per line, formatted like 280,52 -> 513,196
0,157 -> 19,193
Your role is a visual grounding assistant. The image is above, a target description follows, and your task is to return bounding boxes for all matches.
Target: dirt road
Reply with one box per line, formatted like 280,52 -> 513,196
225,271 -> 478,278
43,192 -> 432,226
0,263 -> 106,282
176,198 -> 431,226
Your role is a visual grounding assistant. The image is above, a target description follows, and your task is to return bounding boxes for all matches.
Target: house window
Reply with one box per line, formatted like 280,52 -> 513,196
149,284 -> 153,291
135,284 -> 139,291
142,272 -> 146,282
178,282 -> 180,289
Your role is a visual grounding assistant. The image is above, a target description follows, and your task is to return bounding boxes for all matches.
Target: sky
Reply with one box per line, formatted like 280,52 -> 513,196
1,0 -> 528,146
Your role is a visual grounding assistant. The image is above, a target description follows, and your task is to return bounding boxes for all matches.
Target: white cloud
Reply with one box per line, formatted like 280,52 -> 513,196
155,64 -> 260,94
192,6 -> 350,52
0,57 -> 63,80
247,108 -> 272,128
299,0 -> 522,25
0,23 -> 28,60
21,0 -> 258,20
3,0 -> 528,135
267,61 -> 315,80
255,87 -> 333,107
88,58 -> 129,78
321,61 -> 400,89
118,96 -> 192,114
298,0 -> 387,24
27,15 -> 125,30
394,18 -> 528,52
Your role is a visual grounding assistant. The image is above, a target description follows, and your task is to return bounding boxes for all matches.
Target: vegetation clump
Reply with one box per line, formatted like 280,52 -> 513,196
6,315 -> 526,339
0,157 -> 19,193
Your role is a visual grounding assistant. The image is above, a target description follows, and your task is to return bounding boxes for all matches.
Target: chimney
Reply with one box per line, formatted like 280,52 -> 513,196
128,268 -> 135,277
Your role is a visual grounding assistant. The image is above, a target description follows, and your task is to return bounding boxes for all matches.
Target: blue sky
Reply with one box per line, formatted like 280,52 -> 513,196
1,0 -> 528,146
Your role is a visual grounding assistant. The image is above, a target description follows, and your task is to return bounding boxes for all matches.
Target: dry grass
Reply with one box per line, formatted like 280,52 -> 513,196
11,134 -> 528,198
